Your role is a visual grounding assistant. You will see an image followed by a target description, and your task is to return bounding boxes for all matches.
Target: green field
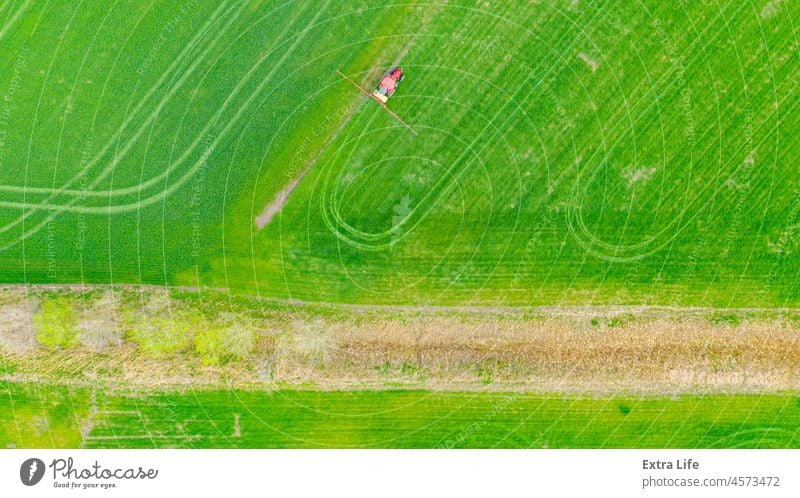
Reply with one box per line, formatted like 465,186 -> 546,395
0,1 -> 798,306
2,382 -> 799,448
2,1 -> 800,449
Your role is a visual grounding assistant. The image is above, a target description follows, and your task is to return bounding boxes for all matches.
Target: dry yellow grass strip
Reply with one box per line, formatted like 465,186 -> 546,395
266,316 -> 800,392
3,301 -> 799,393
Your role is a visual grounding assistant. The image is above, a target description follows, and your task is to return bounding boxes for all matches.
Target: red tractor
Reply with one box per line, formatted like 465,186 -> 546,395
372,67 -> 405,103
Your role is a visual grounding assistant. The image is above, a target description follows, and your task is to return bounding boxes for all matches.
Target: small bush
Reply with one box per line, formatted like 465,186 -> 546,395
607,313 -> 635,328
34,298 -> 79,348
477,365 -> 494,385
195,322 -> 254,366
400,362 -> 419,375
127,315 -> 192,355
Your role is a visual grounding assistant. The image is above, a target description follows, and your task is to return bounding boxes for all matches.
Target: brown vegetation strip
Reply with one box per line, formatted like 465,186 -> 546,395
2,287 -> 799,393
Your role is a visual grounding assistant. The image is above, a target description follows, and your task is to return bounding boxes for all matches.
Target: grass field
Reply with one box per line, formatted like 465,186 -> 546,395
2,1 -> 800,449
0,1 -> 798,306
2,382 -> 798,448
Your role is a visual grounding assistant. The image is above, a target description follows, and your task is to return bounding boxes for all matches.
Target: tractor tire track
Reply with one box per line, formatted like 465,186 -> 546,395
0,1 -> 329,250
256,28 -> 424,229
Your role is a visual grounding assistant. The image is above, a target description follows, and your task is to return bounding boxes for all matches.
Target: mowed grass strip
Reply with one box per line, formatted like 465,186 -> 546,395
1,382 -> 798,448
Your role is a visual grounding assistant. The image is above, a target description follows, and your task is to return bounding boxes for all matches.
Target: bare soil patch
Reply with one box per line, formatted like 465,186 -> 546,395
761,0 -> 783,19
0,298 -> 39,353
578,52 -> 599,72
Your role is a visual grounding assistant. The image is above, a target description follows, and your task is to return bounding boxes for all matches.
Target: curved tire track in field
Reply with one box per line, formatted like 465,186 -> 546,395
0,0 -> 31,43
0,1 -> 331,250
0,1 -> 239,247
318,3 -> 605,251
0,2 -> 235,203
561,1 -> 794,263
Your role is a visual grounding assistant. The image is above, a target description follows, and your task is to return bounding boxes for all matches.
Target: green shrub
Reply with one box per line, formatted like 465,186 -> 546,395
607,313 -> 636,328
400,362 -> 419,376
477,365 -> 494,385
127,315 -> 193,355
195,322 -> 254,366
34,298 -> 79,348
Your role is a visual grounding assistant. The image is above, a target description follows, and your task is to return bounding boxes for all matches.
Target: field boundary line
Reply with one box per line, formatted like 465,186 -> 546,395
2,283 -> 800,315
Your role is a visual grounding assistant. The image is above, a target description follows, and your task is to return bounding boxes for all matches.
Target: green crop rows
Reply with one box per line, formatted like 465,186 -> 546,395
2,382 -> 799,449
1,1 -> 799,448
0,1 -> 797,306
